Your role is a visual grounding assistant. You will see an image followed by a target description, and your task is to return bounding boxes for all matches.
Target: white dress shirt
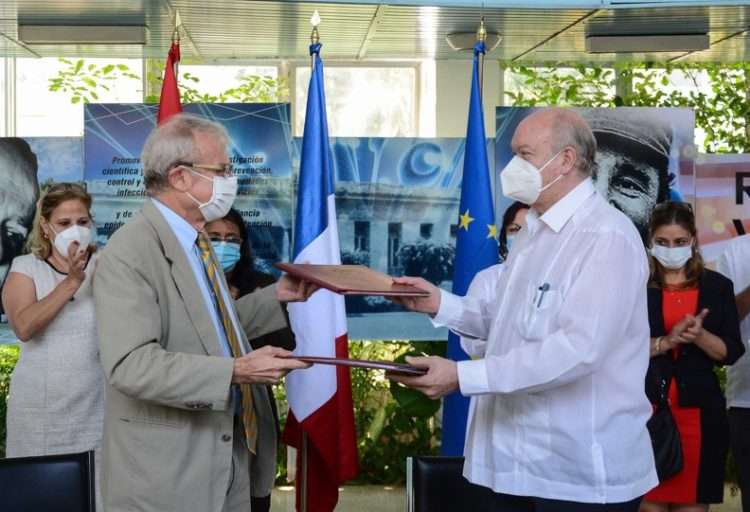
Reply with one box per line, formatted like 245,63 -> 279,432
460,263 -> 505,358
716,234 -> 750,408
151,199 -> 245,358
433,179 -> 657,503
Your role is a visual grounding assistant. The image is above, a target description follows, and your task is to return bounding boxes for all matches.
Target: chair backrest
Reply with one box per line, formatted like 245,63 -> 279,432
406,456 -> 496,512
0,450 -> 95,512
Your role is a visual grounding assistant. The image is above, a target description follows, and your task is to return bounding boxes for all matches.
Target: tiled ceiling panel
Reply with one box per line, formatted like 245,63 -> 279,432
363,6 -> 596,60
0,1 -> 748,63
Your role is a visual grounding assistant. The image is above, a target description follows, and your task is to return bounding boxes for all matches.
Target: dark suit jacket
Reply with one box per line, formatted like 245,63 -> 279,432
245,271 -> 295,352
646,269 -> 744,409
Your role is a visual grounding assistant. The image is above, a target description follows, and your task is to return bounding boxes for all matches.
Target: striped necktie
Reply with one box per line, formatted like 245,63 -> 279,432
196,232 -> 257,453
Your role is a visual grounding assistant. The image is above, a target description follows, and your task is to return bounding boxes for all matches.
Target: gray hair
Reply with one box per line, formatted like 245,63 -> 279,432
551,109 -> 597,177
141,113 -> 230,195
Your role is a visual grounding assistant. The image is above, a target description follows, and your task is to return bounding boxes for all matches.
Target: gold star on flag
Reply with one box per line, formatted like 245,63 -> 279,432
459,209 -> 474,231
487,224 -> 498,240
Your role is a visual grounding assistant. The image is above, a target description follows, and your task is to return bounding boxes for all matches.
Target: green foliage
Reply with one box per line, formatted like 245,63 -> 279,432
220,74 -> 290,104
48,58 -> 140,104
0,345 -> 20,458
50,57 -> 289,106
143,59 -> 289,105
354,340 -> 444,484
274,340 -> 444,485
504,62 -> 750,154
505,64 -> 616,108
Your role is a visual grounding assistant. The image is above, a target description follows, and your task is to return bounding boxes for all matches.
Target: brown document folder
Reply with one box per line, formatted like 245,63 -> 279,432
274,263 -> 430,297
283,355 -> 428,376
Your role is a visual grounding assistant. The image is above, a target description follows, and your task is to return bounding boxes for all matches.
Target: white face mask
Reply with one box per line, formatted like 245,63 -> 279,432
650,244 -> 693,270
186,169 -> 238,222
500,150 -> 563,205
51,224 -> 92,257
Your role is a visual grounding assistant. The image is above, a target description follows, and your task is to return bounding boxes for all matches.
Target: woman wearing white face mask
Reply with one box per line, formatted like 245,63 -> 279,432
1,182 -> 103,509
642,201 -> 744,512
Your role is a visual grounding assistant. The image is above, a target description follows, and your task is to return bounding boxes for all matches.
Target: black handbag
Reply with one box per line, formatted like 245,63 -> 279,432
646,376 -> 684,482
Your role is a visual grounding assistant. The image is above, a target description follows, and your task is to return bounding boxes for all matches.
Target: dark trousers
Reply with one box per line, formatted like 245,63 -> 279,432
250,495 -> 270,512
481,488 -> 641,512
729,407 -> 750,512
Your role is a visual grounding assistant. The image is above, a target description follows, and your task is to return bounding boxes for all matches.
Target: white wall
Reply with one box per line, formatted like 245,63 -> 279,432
435,58 -> 502,138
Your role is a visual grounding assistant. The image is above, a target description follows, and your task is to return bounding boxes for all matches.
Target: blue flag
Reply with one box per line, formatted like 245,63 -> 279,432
441,41 -> 499,456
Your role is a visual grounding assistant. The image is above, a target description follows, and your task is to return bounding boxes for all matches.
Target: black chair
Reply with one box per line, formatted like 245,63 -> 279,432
0,450 -> 95,512
407,456 -> 497,512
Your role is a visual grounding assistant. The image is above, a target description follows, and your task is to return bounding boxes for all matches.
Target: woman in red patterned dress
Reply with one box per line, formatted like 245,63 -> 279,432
641,201 -> 744,512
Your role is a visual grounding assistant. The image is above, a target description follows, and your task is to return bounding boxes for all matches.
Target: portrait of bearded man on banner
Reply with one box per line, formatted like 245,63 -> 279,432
583,108 -> 679,242
0,138 -> 39,320
495,106 -> 693,243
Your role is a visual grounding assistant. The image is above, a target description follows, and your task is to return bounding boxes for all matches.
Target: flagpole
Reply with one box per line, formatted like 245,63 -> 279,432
172,11 -> 182,76
299,14 -> 319,512
477,17 -> 486,99
301,432 -> 308,512
310,10 -> 320,71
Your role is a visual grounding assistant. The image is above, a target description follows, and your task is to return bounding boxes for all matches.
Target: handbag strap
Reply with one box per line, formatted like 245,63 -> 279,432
649,359 -> 672,406
657,377 -> 670,406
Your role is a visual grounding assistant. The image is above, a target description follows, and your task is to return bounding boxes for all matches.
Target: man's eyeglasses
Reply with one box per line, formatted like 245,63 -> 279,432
175,162 -> 234,178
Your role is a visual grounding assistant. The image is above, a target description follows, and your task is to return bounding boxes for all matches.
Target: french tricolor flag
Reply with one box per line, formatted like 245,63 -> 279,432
283,41 -> 358,512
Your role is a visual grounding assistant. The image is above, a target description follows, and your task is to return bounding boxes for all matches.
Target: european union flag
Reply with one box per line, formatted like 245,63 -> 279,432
441,41 -> 499,456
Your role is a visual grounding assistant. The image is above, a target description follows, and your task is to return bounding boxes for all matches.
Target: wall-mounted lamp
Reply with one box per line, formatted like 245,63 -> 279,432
18,25 -> 149,45
445,32 -> 502,51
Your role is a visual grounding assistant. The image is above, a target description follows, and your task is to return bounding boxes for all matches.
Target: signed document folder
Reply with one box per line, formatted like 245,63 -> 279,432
283,355 -> 427,376
274,263 -> 430,297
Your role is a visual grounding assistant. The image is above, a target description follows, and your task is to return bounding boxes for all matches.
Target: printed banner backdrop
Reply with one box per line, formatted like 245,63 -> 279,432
0,108 -> 705,343
691,154 -> 750,264
495,107 -> 695,242
85,105 -> 487,340
84,103 -> 294,272
0,137 -> 83,339
318,137 -> 494,340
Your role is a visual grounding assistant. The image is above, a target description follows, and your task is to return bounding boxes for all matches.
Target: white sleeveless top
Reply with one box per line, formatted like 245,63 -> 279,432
5,252 -> 103,507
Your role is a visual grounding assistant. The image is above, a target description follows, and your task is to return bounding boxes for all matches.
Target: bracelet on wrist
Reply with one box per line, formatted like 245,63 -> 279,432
655,336 -> 663,354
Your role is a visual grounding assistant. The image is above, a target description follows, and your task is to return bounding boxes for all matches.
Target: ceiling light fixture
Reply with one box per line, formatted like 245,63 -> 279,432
18,25 -> 149,45
585,34 -> 709,54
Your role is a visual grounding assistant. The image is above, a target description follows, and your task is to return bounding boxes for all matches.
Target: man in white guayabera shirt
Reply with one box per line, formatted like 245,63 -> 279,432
716,235 -> 750,512
391,108 -> 657,512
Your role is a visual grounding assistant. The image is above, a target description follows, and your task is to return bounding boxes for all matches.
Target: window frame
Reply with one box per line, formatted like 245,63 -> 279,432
289,60 -> 421,138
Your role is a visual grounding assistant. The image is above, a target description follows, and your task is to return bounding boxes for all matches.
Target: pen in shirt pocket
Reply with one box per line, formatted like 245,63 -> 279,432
536,283 -> 551,308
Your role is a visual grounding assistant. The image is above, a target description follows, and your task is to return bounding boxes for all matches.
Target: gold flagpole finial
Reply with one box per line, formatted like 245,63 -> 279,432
476,17 -> 487,44
310,10 -> 321,44
172,11 -> 182,43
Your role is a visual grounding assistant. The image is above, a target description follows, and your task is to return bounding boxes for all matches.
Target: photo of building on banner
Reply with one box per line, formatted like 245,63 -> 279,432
316,137 -> 495,340
83,103 -> 294,273
495,107 -> 695,243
